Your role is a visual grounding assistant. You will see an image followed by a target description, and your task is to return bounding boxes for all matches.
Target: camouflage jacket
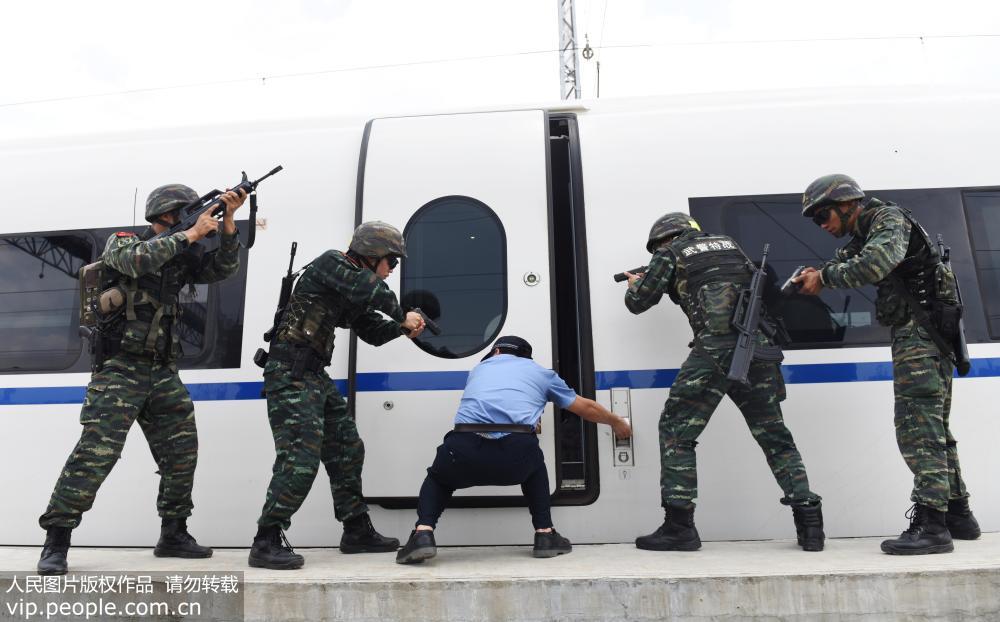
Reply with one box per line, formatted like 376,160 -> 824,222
103,229 -> 241,358
273,250 -> 405,363
820,198 -> 950,327
626,230 -> 754,347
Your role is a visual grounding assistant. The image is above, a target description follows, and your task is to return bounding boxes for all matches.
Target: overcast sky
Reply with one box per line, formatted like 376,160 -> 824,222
2,0 -> 1000,139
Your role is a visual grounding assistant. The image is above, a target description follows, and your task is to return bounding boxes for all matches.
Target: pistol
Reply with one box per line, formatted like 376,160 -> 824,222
613,266 -> 649,283
408,307 -> 442,336
780,266 -> 806,296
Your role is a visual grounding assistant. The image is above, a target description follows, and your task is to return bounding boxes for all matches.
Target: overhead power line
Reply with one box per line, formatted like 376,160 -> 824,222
3,32 -> 999,109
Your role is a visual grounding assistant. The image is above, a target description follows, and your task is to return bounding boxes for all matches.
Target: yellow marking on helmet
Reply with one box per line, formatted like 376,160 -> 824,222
688,219 -> 701,231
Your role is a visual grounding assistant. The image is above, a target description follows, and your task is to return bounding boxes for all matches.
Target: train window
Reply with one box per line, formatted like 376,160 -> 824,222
0,232 -> 95,372
962,190 -> 1000,337
691,187 -> 991,348
690,193 -> 890,348
0,225 -> 249,375
401,196 -> 507,358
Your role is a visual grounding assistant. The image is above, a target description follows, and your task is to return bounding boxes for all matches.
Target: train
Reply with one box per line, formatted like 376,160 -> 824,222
1,86 -> 998,547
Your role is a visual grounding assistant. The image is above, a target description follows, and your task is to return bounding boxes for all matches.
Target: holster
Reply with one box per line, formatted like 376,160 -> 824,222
86,321 -> 122,373
253,348 -> 269,369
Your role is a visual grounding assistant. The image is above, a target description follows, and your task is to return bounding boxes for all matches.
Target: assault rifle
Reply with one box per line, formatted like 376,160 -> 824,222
886,235 -> 971,377
263,241 -> 301,344
938,235 -> 972,376
255,241 -> 304,368
150,165 -> 283,249
613,266 -> 649,283
727,244 -> 783,384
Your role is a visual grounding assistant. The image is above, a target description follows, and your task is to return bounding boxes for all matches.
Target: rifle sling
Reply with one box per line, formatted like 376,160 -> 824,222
246,194 -> 258,250
887,274 -> 956,363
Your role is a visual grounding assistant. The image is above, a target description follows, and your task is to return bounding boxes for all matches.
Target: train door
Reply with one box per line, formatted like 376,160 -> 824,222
352,110 -> 599,507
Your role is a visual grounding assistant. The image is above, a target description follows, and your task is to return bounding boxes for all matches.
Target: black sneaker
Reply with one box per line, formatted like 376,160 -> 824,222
396,530 -> 437,564
248,525 -> 305,570
533,530 -> 572,558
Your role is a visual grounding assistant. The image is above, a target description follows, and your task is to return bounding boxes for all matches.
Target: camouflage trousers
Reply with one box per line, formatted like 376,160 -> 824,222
659,346 -> 820,508
39,354 -> 197,530
257,361 -> 367,530
891,320 -> 969,511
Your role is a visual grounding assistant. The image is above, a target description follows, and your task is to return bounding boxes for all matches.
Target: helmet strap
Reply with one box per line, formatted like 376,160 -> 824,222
834,201 -> 860,235
151,209 -> 180,230
356,255 -> 378,271
345,249 -> 374,270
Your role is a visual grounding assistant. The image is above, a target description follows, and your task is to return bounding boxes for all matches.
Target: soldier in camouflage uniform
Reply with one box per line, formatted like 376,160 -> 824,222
624,213 -> 824,552
37,184 -> 247,575
249,221 -> 425,570
796,173 -> 980,555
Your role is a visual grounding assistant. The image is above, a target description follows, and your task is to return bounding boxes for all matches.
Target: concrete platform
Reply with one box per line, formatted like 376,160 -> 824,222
3,534 -> 1000,621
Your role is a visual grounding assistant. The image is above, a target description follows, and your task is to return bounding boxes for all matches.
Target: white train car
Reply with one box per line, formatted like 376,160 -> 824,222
1,87 -> 998,548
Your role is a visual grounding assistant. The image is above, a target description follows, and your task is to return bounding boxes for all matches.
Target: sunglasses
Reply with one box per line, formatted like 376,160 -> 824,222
812,207 -> 833,226
385,255 -> 400,269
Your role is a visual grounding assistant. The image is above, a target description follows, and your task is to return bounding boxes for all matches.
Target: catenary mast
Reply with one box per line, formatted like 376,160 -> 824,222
558,0 -> 581,99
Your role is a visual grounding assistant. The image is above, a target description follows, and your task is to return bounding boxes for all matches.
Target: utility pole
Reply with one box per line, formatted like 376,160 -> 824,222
557,0 -> 581,99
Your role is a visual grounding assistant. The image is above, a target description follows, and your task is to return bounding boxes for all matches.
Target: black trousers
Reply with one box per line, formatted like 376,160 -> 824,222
416,431 -> 552,529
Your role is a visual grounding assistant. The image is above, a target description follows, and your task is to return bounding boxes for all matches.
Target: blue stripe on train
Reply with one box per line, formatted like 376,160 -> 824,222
2,357 -> 1000,406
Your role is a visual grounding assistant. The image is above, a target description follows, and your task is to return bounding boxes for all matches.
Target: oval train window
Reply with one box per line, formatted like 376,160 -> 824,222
401,196 -> 507,358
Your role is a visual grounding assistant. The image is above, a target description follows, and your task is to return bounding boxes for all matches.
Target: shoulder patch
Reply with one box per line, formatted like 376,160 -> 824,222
116,231 -> 137,237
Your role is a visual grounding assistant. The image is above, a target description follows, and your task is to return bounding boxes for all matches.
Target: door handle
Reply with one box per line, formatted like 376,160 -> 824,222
610,387 -> 634,467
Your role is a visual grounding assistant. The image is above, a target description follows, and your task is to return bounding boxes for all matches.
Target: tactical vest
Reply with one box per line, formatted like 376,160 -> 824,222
79,247 -> 196,363
273,288 -> 342,364
855,199 -> 945,325
664,231 -> 753,337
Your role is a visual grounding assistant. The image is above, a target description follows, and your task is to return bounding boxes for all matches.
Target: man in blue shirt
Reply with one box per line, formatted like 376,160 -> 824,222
396,336 -> 632,564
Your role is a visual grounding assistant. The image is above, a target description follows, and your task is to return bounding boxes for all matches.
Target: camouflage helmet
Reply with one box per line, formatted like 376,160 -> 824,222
801,174 -> 865,217
349,221 -> 407,258
646,212 -> 701,252
145,184 -> 198,222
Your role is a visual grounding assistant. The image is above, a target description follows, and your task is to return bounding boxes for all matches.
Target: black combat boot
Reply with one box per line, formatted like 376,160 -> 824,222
791,501 -> 825,552
395,530 -> 437,564
946,497 -> 981,540
340,513 -> 400,553
248,525 -> 304,570
154,518 -> 213,558
37,527 -> 72,576
533,529 -> 573,558
635,505 -> 701,551
881,504 -> 953,555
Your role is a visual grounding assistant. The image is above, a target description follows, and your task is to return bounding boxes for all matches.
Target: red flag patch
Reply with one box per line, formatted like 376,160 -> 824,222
116,231 -> 137,237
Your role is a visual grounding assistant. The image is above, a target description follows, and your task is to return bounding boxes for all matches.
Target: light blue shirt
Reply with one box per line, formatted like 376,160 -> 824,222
454,354 -> 578,437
